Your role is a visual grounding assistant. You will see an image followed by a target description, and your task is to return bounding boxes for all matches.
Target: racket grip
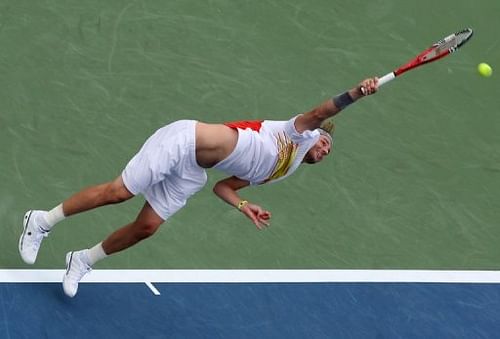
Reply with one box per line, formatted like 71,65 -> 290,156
360,72 -> 395,95
378,72 -> 396,87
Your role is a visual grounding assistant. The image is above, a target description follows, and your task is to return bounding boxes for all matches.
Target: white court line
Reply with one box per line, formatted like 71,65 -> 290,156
145,281 -> 161,295
2,269 -> 500,283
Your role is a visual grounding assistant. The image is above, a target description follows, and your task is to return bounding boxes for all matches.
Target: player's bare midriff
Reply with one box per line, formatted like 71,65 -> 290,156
195,122 -> 239,168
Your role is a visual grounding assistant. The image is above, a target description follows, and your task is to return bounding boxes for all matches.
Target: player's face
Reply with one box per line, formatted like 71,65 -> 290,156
303,135 -> 332,164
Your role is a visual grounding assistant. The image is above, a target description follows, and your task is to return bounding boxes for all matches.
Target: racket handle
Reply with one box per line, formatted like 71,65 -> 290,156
378,72 -> 396,87
360,72 -> 395,95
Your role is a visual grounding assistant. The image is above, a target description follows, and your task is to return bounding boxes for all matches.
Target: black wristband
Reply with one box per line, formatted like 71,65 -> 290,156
332,91 -> 354,110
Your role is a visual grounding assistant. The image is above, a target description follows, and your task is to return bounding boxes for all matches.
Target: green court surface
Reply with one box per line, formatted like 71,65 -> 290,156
2,0 -> 500,270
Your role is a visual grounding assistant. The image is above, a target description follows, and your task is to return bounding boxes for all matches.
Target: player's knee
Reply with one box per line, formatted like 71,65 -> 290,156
134,221 -> 160,240
102,181 -> 133,204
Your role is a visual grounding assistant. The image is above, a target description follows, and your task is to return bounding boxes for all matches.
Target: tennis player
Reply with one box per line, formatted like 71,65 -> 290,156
19,77 -> 378,297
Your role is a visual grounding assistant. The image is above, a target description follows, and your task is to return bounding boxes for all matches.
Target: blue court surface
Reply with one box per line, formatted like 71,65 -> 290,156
2,270 -> 500,338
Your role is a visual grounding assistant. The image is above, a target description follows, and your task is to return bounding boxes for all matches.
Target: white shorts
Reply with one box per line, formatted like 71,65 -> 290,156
122,120 -> 207,220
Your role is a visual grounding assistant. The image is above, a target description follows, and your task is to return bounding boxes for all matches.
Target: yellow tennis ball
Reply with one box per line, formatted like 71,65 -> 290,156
478,63 -> 493,77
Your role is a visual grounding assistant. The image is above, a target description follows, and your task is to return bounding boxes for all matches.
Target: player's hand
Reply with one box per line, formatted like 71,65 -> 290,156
240,203 -> 271,230
359,77 -> 378,96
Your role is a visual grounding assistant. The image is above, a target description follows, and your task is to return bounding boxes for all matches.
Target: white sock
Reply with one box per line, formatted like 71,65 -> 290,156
42,204 -> 66,231
87,242 -> 108,266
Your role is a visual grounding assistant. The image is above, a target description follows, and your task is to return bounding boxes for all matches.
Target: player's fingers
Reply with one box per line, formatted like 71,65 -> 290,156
360,78 -> 373,95
254,219 -> 266,230
260,211 -> 271,219
255,221 -> 265,230
257,212 -> 270,225
254,214 -> 270,228
363,79 -> 377,95
244,210 -> 260,226
262,221 -> 270,227
250,214 -> 267,230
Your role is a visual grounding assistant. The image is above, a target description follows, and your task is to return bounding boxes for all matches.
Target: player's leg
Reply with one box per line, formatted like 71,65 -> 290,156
62,201 -> 164,297
63,175 -> 134,216
101,201 -> 164,255
19,175 -> 134,265
61,120 -> 209,296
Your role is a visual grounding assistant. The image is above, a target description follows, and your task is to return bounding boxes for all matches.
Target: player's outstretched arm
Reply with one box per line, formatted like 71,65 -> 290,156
294,77 -> 378,133
213,176 -> 271,229
213,176 -> 250,207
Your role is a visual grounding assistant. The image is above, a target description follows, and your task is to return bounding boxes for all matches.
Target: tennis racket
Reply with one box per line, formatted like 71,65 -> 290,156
363,28 -> 473,93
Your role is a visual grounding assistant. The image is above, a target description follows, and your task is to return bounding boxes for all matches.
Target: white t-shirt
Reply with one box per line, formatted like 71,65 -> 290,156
213,116 -> 320,185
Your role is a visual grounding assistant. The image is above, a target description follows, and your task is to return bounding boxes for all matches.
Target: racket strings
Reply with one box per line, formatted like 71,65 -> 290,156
435,29 -> 472,55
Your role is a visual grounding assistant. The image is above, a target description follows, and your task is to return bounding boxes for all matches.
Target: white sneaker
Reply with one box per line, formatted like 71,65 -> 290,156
62,250 -> 92,298
19,210 -> 50,265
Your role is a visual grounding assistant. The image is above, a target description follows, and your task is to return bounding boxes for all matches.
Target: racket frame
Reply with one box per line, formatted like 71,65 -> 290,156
372,28 -> 473,89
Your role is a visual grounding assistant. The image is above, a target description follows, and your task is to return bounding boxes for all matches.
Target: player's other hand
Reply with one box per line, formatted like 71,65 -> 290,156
359,77 -> 378,96
240,203 -> 271,230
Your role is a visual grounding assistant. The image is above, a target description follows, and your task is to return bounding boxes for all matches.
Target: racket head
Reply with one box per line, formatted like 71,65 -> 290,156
435,28 -> 474,54
395,28 -> 473,75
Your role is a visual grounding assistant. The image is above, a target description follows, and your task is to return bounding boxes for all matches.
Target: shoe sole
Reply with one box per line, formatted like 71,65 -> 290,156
18,211 -> 34,265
